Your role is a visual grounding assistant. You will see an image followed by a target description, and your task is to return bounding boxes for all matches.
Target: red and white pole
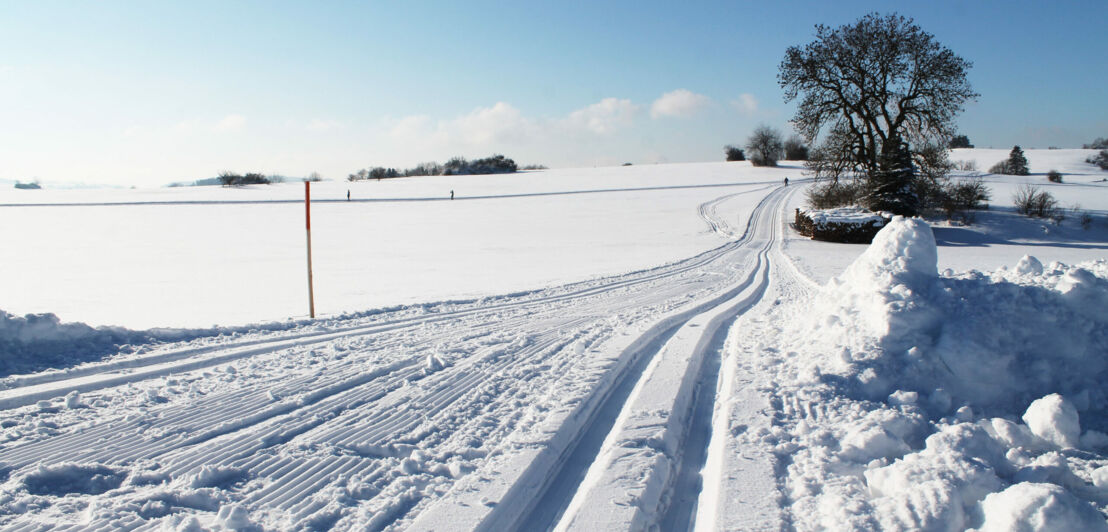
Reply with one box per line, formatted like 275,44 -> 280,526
305,181 -> 315,318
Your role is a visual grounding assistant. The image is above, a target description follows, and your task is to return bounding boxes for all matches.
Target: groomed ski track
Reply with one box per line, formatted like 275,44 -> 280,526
0,183 -> 799,531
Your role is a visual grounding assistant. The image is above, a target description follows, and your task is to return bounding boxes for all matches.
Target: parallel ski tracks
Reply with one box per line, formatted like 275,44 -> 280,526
0,183 -> 794,531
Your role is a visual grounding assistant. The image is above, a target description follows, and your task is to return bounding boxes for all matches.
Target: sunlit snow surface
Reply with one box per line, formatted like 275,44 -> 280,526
1,150 -> 1107,531
1,163 -> 779,329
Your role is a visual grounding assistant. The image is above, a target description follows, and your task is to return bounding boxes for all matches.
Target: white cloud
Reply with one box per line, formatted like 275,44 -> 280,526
564,98 -> 640,134
214,114 -> 246,131
388,103 -> 534,150
731,93 -> 759,114
306,119 -> 342,132
650,89 -> 712,119
445,102 -> 530,145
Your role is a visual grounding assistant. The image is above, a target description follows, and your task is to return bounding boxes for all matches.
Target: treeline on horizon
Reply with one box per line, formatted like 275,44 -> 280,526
348,154 -> 544,181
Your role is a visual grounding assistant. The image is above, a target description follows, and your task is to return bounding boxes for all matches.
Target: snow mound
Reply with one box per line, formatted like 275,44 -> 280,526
799,216 -> 1108,413
974,482 -> 1108,532
1023,394 -> 1081,449
766,218 -> 1108,530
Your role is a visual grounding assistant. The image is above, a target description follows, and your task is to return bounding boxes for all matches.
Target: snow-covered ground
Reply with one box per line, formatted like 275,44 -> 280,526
0,150 -> 1106,530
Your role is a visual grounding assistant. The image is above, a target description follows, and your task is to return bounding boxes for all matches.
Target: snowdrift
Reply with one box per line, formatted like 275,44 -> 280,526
769,217 -> 1108,530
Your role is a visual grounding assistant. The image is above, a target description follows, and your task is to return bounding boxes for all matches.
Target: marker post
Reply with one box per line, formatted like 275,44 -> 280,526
305,181 -> 315,318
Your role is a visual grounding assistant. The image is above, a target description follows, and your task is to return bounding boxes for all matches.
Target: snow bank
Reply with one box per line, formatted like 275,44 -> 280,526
757,217 -> 1108,530
0,308 -> 333,377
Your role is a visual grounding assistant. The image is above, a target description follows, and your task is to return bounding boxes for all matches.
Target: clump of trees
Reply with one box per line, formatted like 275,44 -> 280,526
348,154 -> 521,181
1086,150 -> 1108,170
949,135 -> 974,149
783,136 -> 809,160
779,13 -> 978,217
989,146 -> 1029,175
219,172 -> 271,186
1083,137 -> 1108,150
746,125 -> 784,167
14,180 -> 41,190
724,145 -> 746,162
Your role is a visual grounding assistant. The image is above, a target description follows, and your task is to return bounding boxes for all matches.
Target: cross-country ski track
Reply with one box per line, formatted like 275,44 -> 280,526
0,184 -> 804,531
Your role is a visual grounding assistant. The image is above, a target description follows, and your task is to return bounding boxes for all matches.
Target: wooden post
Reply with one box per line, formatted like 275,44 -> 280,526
305,181 -> 315,318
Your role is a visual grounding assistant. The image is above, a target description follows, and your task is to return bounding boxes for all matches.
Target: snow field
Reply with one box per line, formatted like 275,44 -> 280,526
0,150 -> 1105,530
0,182 -> 797,529
0,163 -> 776,330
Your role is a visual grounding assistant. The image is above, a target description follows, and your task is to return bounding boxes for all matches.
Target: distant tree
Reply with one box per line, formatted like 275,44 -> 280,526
949,134 -> 973,149
218,171 -> 239,186
783,136 -> 809,160
724,145 -> 746,162
307,172 -> 323,182
1006,146 -> 1030,175
746,125 -> 784,167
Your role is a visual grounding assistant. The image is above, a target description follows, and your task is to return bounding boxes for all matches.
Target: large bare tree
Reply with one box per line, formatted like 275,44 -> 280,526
779,13 -> 977,178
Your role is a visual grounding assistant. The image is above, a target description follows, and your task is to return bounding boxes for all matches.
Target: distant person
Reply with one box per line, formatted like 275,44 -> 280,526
450,190 -> 454,200
784,177 -> 789,186
347,190 -> 350,201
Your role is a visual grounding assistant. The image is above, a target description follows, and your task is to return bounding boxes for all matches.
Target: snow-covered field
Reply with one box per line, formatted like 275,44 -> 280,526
1,150 -> 1106,530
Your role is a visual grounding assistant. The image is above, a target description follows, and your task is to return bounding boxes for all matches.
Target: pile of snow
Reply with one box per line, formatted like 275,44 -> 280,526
751,217 -> 1108,530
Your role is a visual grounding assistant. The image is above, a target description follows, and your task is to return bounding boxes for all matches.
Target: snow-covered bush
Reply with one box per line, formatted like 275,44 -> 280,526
1047,169 -> 1063,183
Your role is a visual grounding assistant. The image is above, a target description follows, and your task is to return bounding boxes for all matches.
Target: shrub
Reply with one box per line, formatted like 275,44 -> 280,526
939,178 -> 991,223
724,145 -> 745,162
805,179 -> 862,209
783,136 -> 809,160
1080,211 -> 1094,230
989,160 -> 1010,174
1047,170 -> 1062,183
1087,150 -> 1108,170
1013,184 -> 1058,218
746,125 -> 784,167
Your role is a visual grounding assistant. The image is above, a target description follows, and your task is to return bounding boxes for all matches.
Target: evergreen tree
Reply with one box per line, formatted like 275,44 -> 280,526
866,139 -> 920,216
1007,146 -> 1029,176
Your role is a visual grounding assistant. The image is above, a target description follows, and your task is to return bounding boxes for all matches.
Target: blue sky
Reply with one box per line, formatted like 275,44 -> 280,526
1,1 -> 1105,186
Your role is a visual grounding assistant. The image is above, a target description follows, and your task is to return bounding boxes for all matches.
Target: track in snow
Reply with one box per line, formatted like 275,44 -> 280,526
0,183 -> 795,531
